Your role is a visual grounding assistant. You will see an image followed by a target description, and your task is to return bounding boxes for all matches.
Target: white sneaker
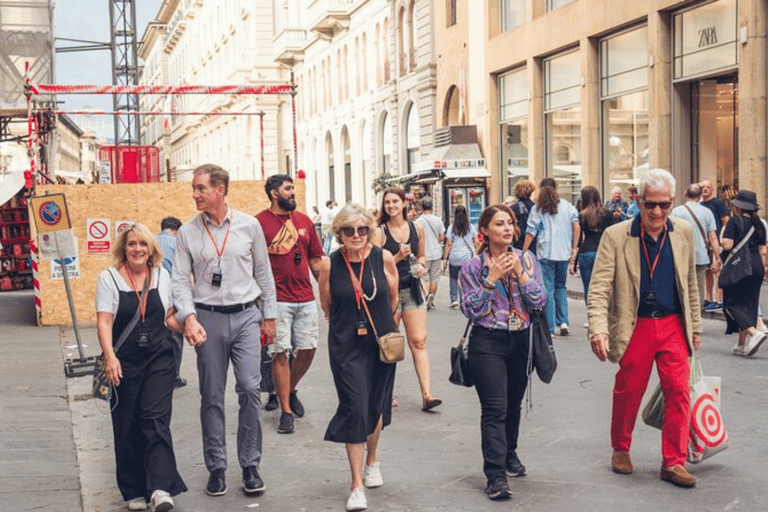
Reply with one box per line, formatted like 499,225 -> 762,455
150,490 -> 174,512
450,301 -> 459,309
363,461 -> 383,488
426,293 -> 435,310
746,331 -> 767,357
759,323 -> 768,334
126,497 -> 147,511
731,344 -> 747,357
346,487 -> 367,511
559,323 -> 569,336
583,322 -> 589,329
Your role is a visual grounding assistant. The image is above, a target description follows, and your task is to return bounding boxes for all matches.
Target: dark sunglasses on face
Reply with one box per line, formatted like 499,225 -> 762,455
341,226 -> 369,237
641,201 -> 672,210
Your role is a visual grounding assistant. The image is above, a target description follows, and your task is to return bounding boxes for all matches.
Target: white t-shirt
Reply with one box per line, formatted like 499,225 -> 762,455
96,267 -> 173,325
416,213 -> 446,261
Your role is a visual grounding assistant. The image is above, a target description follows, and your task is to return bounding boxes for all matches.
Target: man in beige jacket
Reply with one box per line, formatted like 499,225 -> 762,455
587,168 -> 702,488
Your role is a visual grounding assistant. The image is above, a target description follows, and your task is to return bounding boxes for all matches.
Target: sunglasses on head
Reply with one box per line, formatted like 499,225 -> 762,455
641,201 -> 672,210
341,226 -> 369,237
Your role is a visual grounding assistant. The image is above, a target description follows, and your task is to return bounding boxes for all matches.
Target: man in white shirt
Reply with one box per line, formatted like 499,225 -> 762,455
172,164 -> 277,497
415,197 -> 445,310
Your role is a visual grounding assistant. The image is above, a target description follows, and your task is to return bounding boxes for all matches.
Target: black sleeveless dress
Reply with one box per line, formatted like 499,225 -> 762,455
324,246 -> 398,444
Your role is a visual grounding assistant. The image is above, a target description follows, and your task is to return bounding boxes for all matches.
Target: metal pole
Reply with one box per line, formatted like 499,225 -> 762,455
54,234 -> 86,361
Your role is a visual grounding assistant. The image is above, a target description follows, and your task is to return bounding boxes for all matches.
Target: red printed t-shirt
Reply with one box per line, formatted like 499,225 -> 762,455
256,209 -> 324,303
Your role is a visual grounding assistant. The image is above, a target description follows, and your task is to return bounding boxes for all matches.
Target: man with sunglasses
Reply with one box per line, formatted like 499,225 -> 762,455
256,174 -> 325,435
587,169 -> 702,488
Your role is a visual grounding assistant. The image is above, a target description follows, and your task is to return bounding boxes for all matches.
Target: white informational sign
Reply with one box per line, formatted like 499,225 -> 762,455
86,218 -> 111,254
51,256 -> 81,280
99,160 -> 111,184
38,230 -> 78,261
114,220 -> 133,236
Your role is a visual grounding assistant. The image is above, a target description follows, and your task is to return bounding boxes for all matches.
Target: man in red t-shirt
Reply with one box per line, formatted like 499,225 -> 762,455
256,175 -> 325,434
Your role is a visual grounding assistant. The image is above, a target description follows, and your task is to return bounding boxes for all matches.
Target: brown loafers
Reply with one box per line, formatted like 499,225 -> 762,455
661,465 -> 696,487
611,450 -> 633,474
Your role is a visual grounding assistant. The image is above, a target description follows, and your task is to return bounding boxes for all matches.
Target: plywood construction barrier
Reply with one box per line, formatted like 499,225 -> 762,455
33,179 -> 306,325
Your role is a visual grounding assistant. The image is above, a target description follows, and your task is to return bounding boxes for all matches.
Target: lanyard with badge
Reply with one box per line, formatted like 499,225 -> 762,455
506,264 -> 524,331
125,267 -> 151,347
342,249 -> 375,337
640,224 -> 668,306
203,215 -> 231,287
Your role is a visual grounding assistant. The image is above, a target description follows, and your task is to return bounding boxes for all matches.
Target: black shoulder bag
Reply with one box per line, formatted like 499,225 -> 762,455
449,320 -> 473,387
719,225 -> 755,288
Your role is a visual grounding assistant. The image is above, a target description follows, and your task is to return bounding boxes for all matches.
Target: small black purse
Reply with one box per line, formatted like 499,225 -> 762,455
449,320 -> 473,387
528,306 -> 557,384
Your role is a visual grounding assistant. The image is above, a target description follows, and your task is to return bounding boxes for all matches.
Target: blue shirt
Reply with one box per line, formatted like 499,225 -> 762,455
446,224 -> 477,266
526,198 -> 578,261
156,230 -> 176,274
625,200 -> 640,219
631,216 -> 682,317
701,197 -> 729,234
670,202 -> 717,265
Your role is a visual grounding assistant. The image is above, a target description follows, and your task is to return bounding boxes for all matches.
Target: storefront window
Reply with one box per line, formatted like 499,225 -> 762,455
547,0 -> 575,12
673,0 -> 738,80
600,26 -> 649,199
499,68 -> 528,199
501,0 -> 525,32
544,51 -> 581,205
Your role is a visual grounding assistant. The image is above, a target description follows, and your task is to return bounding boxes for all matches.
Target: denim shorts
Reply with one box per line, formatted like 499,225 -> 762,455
397,287 -> 426,313
268,301 -> 318,356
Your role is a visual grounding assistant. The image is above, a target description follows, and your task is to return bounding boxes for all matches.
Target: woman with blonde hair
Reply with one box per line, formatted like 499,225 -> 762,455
95,223 -> 186,511
319,204 -> 399,511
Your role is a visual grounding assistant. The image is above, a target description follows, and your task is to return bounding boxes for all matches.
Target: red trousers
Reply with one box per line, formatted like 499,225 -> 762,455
611,315 -> 691,467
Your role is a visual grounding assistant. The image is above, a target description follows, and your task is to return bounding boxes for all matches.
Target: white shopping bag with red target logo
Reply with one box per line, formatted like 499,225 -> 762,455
687,354 -> 729,463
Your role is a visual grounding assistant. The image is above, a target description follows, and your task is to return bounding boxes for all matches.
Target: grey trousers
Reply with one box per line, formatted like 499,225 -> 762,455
195,306 -> 263,472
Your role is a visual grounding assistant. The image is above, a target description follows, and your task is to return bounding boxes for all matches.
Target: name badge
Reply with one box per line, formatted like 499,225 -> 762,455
508,315 -> 521,331
356,321 -> 368,337
211,272 -> 223,287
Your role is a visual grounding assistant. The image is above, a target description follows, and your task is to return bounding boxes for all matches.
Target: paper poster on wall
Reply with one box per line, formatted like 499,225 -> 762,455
87,218 -> 111,254
51,255 -> 81,280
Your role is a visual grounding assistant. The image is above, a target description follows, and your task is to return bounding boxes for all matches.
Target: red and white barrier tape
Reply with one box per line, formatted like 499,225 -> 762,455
30,83 -> 293,95
55,110 -> 269,116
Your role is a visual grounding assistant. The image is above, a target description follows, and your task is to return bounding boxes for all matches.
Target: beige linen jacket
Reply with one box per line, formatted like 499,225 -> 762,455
587,217 -> 702,363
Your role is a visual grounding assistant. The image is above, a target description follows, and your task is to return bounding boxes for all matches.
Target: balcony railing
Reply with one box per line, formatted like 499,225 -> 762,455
272,28 -> 307,65
309,0 -> 352,39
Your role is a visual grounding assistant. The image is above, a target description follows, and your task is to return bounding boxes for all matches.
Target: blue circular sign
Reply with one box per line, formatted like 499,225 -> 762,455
39,201 -> 62,226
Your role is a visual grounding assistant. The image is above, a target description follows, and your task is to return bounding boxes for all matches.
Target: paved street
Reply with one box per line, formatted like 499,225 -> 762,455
3,276 -> 768,511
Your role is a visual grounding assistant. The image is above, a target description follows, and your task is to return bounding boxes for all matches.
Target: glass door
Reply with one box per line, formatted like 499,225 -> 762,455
693,76 -> 738,194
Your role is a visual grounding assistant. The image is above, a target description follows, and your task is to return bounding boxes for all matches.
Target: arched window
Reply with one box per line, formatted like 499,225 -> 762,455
326,57 -> 332,108
337,49 -> 342,104
398,7 -> 406,76
383,18 -> 390,83
409,1 -> 417,69
362,33 -> 368,91
354,38 -> 360,96
375,24 -> 381,87
405,103 -> 420,173
343,45 -> 349,100
381,112 -> 393,173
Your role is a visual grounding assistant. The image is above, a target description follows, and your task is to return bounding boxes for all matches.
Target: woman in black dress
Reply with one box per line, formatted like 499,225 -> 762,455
95,224 -> 186,512
319,204 -> 399,512
721,190 -> 768,357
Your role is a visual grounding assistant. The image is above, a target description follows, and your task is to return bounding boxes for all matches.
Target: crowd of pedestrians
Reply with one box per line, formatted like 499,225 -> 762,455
94,163 -> 767,511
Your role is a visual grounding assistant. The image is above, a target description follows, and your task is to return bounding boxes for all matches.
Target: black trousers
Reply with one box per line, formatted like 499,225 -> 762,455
110,346 -> 187,501
468,326 -> 529,483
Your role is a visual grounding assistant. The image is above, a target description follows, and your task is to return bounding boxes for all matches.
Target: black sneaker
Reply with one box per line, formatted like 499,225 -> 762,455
206,468 -> 227,496
264,394 -> 279,411
485,476 -> 511,500
289,391 -> 305,418
277,412 -> 295,434
242,466 -> 265,494
506,454 -> 527,477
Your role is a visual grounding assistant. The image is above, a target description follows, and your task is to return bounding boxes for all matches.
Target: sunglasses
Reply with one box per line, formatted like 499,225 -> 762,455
641,201 -> 672,210
341,226 -> 370,237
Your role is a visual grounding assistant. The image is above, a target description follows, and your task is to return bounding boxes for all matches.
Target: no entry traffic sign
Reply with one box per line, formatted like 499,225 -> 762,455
87,218 -> 111,254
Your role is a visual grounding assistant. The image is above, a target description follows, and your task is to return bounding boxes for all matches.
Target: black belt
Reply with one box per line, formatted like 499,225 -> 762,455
639,311 -> 678,319
195,299 -> 258,314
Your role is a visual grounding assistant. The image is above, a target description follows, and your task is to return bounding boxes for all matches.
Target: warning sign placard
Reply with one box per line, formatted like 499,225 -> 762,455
114,221 -> 133,237
29,194 -> 72,234
87,218 -> 111,254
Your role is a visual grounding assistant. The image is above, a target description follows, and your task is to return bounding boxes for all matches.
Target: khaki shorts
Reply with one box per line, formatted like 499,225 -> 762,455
423,259 -> 443,284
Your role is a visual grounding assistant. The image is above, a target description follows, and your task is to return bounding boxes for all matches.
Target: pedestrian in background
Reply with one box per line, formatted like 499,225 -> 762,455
605,186 -> 628,225
171,164 -> 277,497
256,174 -> 325,434
510,180 -> 536,255
670,184 -> 721,310
322,200 -> 339,254
588,168 -> 701,488
523,177 -> 579,336
96,223 -> 187,511
570,186 -> 613,309
415,197 -> 445,310
699,180 -> 730,311
459,204 -> 545,501
156,216 -> 186,388
444,205 -> 477,308
373,187 -> 441,411
319,204 -> 399,512
721,190 -> 768,357
624,186 -> 640,219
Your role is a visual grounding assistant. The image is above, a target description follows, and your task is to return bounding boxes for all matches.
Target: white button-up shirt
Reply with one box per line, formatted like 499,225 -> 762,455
172,206 -> 277,321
